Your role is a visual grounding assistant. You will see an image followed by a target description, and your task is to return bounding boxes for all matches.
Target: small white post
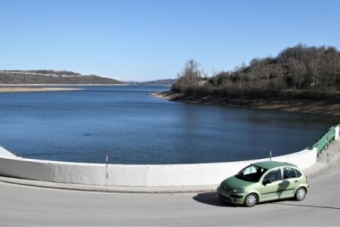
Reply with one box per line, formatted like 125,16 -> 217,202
106,150 -> 109,181
269,146 -> 272,161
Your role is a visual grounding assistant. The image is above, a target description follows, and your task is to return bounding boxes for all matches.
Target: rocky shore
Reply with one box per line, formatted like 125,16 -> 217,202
152,91 -> 340,117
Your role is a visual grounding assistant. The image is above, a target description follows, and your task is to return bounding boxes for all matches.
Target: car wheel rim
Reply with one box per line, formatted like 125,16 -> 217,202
246,195 -> 256,206
297,189 -> 306,200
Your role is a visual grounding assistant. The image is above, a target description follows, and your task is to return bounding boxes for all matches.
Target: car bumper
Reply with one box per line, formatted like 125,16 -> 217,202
217,187 -> 245,205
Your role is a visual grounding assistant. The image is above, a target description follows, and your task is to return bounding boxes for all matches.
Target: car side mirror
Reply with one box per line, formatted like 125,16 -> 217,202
263,179 -> 271,185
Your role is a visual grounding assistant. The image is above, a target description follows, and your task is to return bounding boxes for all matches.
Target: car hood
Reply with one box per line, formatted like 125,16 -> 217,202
221,175 -> 255,189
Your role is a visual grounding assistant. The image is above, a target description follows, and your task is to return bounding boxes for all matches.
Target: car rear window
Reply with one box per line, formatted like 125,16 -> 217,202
295,169 -> 302,177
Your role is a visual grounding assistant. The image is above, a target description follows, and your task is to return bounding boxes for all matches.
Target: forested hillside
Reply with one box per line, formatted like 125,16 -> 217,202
172,44 -> 340,100
0,70 -> 121,84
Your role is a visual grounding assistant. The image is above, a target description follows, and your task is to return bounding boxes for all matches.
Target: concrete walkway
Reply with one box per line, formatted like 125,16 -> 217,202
0,140 -> 339,193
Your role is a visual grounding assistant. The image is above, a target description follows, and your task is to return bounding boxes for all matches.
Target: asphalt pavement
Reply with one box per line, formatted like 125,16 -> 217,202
0,142 -> 339,226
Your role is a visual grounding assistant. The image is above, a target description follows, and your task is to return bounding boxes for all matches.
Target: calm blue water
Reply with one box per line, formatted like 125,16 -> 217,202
0,85 -> 339,164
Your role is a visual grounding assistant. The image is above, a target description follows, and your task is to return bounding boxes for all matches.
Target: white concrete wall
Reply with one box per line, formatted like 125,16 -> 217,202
0,146 -> 19,158
0,146 -> 316,187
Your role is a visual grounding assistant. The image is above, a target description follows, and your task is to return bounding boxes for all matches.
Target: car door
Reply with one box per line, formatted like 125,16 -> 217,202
260,168 -> 282,202
279,167 -> 300,198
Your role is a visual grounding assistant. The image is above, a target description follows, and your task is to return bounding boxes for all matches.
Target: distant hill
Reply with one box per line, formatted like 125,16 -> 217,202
0,70 -> 122,84
140,79 -> 177,85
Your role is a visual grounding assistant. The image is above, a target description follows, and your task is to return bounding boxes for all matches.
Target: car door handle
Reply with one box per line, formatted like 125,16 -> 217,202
294,180 -> 299,183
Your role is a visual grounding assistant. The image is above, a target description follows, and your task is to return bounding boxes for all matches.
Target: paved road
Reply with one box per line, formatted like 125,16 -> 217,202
1,155 -> 339,226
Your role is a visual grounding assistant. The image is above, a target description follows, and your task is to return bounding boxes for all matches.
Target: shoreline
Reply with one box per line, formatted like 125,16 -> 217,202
152,91 -> 340,117
0,84 -> 129,93
0,84 -> 128,86
0,87 -> 82,93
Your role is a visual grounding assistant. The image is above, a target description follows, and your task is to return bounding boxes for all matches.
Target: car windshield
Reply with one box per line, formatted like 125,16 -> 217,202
235,164 -> 268,182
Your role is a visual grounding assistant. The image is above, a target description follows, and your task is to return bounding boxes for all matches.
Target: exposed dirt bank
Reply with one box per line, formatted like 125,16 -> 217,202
152,91 -> 340,117
0,87 -> 81,93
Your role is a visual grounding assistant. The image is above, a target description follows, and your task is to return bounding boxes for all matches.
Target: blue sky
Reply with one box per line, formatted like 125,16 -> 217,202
1,0 -> 340,81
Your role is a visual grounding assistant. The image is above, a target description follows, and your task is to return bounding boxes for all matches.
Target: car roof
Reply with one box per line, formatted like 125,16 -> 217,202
253,161 -> 297,169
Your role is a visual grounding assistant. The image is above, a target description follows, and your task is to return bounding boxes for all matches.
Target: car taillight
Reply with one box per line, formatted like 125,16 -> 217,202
305,175 -> 308,183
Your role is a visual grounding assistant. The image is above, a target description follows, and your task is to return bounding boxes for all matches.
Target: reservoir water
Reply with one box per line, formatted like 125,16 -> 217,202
0,85 -> 339,164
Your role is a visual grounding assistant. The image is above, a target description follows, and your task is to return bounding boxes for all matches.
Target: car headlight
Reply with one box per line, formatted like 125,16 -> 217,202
231,188 -> 245,193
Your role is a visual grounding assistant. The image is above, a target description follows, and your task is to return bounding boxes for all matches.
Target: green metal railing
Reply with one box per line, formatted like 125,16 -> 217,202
312,124 -> 340,155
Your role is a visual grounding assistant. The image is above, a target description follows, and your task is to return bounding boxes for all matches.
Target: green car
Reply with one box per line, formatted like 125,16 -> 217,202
217,161 -> 309,207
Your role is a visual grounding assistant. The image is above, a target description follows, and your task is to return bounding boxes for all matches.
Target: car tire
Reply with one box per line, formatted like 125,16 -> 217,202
244,193 -> 258,207
294,187 -> 307,201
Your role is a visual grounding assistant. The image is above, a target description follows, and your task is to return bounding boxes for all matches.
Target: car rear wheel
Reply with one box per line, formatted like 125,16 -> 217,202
295,187 -> 306,201
244,193 -> 257,207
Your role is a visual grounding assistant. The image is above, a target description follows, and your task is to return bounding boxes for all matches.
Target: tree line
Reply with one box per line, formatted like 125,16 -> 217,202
172,44 -> 340,99
1,70 -> 81,76
0,72 -> 121,84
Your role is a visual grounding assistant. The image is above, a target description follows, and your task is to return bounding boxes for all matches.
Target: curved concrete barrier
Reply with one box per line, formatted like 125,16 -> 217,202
0,146 -> 18,158
0,145 -> 316,187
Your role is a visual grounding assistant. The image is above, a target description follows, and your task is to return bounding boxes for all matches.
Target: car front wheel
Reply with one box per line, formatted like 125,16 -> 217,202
294,187 -> 306,201
244,193 -> 258,207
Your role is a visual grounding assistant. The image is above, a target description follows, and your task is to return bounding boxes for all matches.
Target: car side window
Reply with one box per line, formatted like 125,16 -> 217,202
264,168 -> 282,182
283,167 -> 297,179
